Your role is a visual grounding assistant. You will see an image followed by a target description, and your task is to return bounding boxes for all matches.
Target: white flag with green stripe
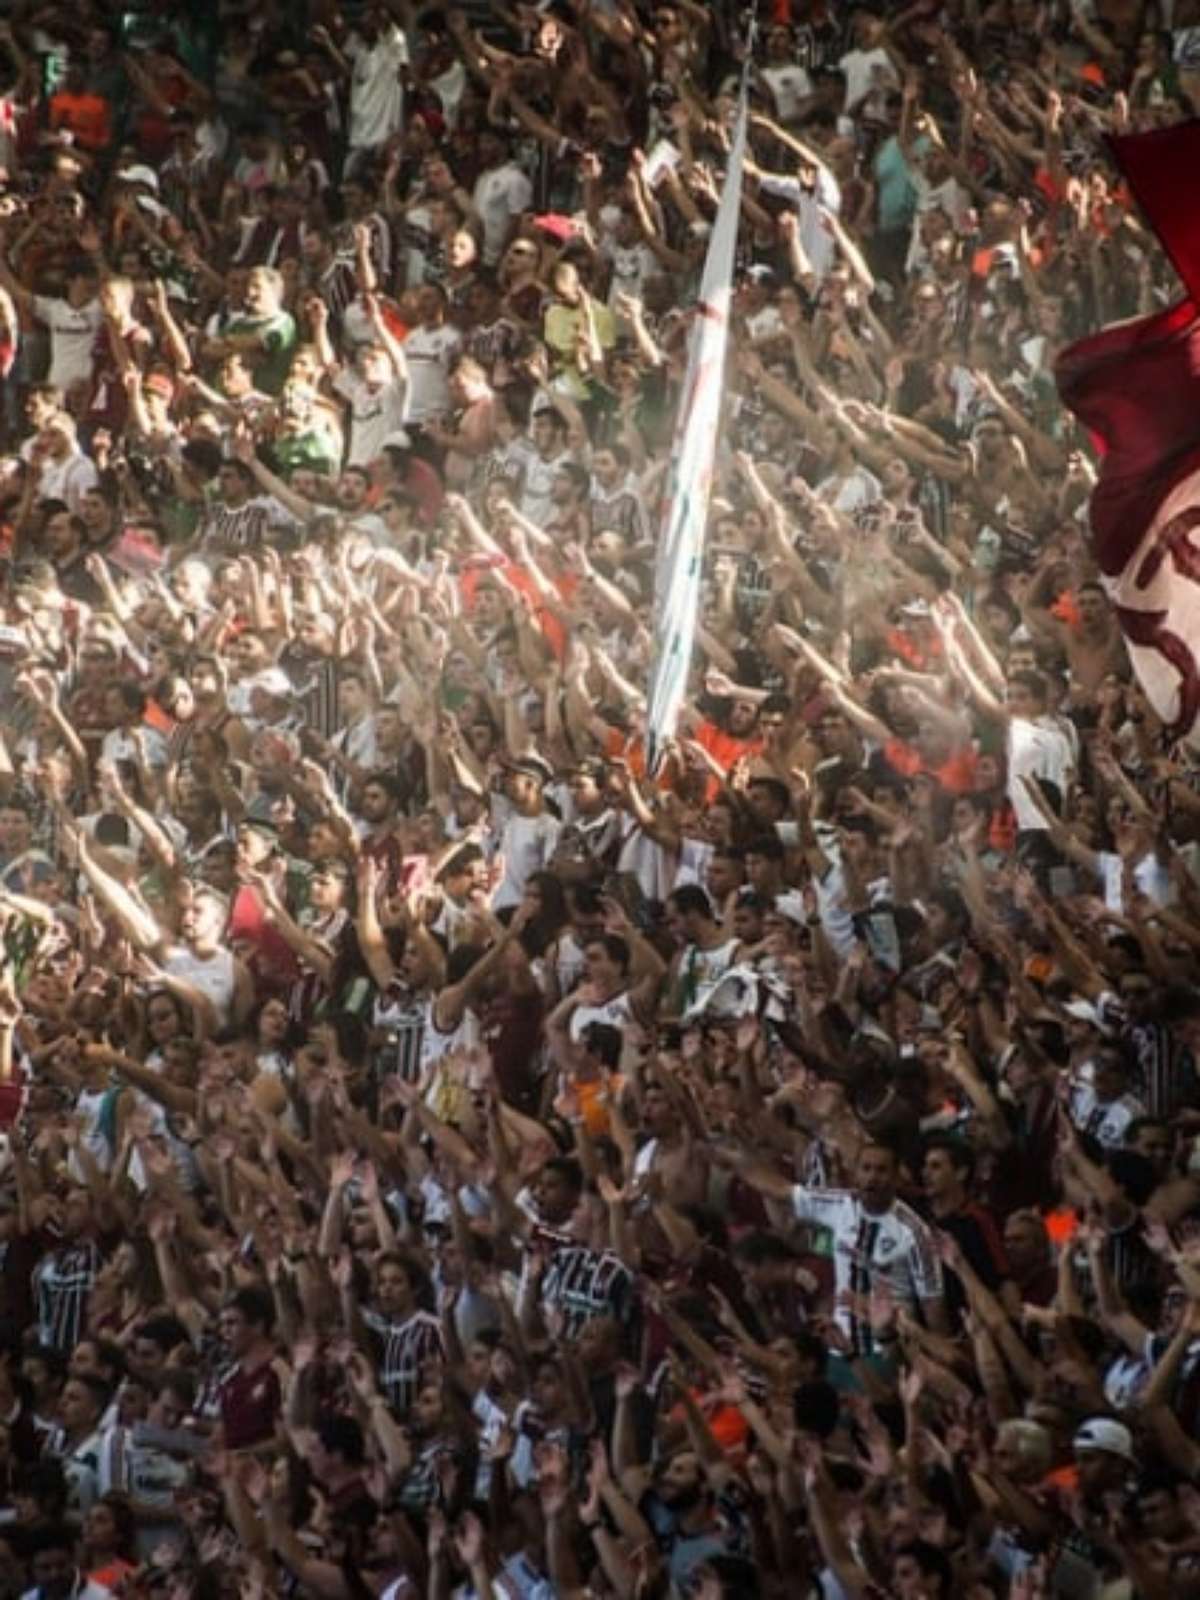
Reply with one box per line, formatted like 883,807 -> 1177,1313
645,84 -> 750,774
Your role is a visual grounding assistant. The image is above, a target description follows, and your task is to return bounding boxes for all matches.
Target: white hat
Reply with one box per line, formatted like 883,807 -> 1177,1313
116,164 -> 160,192
773,891 -> 808,928
380,429 -> 411,451
1062,999 -> 1107,1032
248,668 -> 293,699
1073,1417 -> 1134,1462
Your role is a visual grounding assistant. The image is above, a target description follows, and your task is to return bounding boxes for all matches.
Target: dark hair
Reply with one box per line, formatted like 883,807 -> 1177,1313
669,884 -> 715,920
361,771 -> 404,806
157,1369 -> 196,1410
746,776 -> 789,814
541,1155 -> 584,1197
1008,668 -> 1048,707
734,1231 -> 794,1265
581,1021 -> 622,1069
1106,1148 -> 1158,1207
893,1540 -> 953,1595
88,1338 -> 126,1380
921,1131 -> 975,1184
226,1286 -> 275,1333
94,1491 -> 137,1559
744,832 -> 785,863
438,843 -> 484,882
316,1414 -> 367,1467
69,1373 -> 113,1417
929,886 -> 967,932
583,931 -> 631,974
557,461 -> 591,498
792,1379 -> 840,1439
1125,1115 -> 1171,1146
30,1522 -> 75,1558
446,942 -> 485,986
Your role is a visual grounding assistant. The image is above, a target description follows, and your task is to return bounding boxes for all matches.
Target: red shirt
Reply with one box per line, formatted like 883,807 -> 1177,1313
219,1356 -> 281,1450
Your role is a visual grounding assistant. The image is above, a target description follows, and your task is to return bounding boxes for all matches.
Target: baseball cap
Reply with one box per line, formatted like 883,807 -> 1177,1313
569,757 -> 608,783
503,754 -> 554,786
1073,1417 -> 1135,1462
772,891 -> 808,928
115,164 -> 160,192
247,668 -> 293,699
1062,998 -> 1108,1032
532,212 -> 576,243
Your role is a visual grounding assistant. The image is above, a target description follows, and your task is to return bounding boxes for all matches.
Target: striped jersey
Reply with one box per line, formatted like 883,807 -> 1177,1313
789,1185 -> 943,1355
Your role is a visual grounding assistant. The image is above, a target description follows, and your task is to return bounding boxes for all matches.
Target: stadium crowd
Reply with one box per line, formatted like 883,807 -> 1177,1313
1,0 -> 1200,1596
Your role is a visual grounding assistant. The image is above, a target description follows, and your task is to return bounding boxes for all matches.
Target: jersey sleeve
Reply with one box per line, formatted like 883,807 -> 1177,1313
790,1184 -> 844,1229
906,1217 -> 945,1301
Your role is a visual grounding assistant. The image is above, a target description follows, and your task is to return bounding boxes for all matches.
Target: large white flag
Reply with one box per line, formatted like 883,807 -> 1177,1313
644,83 -> 750,774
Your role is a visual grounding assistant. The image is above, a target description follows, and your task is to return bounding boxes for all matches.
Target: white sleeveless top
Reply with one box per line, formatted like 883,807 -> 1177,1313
164,945 -> 237,1023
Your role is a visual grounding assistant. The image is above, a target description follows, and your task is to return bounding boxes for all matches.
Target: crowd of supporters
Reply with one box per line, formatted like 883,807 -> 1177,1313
1,0 -> 1200,1597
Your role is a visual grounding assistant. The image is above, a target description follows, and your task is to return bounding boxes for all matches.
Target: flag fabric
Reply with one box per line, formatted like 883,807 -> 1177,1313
644,78 -> 752,774
1055,119 -> 1200,744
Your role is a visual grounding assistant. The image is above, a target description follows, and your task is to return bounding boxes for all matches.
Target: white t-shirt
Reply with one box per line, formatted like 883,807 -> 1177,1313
1007,716 -> 1074,830
815,463 -> 881,519
1099,850 -> 1173,914
332,368 -> 410,466
762,63 -> 813,122
757,166 -> 842,279
35,450 -> 98,512
569,988 -> 633,1044
519,445 -> 571,529
494,811 -> 562,910
163,946 -> 237,1024
403,322 -> 462,424
838,46 -> 898,111
1069,1080 -> 1146,1149
33,295 -> 104,390
603,239 -> 659,308
347,25 -> 409,150
473,163 -> 533,265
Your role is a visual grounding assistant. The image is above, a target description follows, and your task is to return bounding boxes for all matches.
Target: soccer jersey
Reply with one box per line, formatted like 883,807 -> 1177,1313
790,1185 -> 943,1354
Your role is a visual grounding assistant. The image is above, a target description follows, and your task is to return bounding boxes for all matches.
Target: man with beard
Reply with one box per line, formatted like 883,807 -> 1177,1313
354,772 -> 406,892
519,1156 -> 635,1344
22,1526 -> 112,1600
730,1141 -> 948,1355
625,1447 -> 754,1594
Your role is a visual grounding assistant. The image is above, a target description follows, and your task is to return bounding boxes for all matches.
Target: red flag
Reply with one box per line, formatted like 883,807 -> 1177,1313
1055,119 -> 1200,742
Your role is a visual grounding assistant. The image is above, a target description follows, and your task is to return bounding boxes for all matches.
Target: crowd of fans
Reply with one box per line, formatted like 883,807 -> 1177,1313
1,0 -> 1200,1596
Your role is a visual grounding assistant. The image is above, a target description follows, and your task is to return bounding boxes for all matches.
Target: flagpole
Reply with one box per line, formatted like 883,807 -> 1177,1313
643,19 -> 757,776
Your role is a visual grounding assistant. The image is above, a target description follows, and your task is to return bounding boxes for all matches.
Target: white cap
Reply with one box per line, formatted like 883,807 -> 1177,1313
1073,1417 -> 1134,1462
116,164 -> 160,192
773,891 -> 808,928
1062,999 -> 1107,1032
248,668 -> 292,699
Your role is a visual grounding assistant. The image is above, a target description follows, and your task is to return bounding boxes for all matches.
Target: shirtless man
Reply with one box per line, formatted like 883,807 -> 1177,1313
1022,565 -> 1129,699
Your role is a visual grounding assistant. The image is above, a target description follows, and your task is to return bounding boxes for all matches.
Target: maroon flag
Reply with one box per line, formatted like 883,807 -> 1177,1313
1056,120 -> 1200,742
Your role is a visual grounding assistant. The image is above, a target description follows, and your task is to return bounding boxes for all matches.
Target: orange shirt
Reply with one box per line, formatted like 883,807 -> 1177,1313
574,1072 -> 625,1137
458,559 -> 579,661
49,90 -> 112,151
694,720 -> 764,774
882,738 -> 978,795
603,727 -> 647,782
